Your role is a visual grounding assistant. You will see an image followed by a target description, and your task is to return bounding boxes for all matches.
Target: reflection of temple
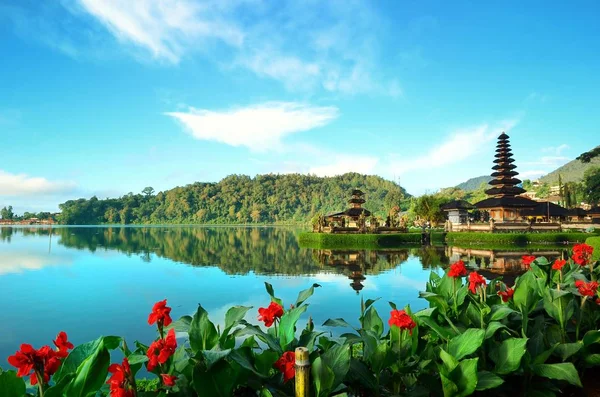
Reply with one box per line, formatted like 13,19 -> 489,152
313,249 -> 410,293
447,246 -> 566,285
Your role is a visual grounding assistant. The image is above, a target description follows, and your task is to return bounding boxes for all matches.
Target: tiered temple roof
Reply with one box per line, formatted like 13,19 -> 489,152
476,133 -> 538,210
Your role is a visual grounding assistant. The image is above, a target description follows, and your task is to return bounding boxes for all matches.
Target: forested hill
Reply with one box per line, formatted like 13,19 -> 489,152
455,175 -> 492,192
58,173 -> 410,225
539,150 -> 600,184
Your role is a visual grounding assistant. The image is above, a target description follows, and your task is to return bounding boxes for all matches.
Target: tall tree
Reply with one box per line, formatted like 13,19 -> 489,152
583,167 -> 600,205
577,147 -> 600,163
1,205 -> 14,220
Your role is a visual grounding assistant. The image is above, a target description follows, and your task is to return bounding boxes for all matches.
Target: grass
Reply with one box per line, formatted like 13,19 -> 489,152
298,231 -> 445,249
586,236 -> 600,261
446,231 -> 594,246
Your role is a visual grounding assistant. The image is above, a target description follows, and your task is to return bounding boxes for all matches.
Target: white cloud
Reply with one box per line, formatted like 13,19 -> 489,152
309,155 -> 379,177
0,170 -> 77,196
75,0 -> 244,63
388,119 -> 519,175
541,144 -> 569,155
166,102 -> 339,151
519,170 -> 547,179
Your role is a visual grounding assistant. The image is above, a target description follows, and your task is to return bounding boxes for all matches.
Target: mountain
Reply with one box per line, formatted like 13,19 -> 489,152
57,173 -> 411,225
455,175 -> 492,192
539,151 -> 600,184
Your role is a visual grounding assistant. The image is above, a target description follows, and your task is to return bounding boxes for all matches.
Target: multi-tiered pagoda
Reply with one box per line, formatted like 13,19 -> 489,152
475,133 -> 537,221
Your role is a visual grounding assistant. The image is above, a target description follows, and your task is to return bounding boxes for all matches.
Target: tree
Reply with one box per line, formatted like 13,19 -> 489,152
142,187 -> 155,198
583,167 -> 600,205
577,147 -> 600,163
411,195 -> 450,225
1,205 -> 14,220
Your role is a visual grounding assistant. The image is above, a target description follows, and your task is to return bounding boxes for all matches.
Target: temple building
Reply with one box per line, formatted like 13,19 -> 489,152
441,200 -> 475,224
326,189 -> 372,227
474,133 -> 538,221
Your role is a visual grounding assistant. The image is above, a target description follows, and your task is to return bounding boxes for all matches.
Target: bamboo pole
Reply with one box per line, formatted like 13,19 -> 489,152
295,347 -> 310,397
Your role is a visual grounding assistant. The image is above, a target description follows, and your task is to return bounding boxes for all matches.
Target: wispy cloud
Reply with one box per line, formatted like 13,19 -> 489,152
166,102 -> 339,152
388,119 -> 519,175
0,170 -> 77,196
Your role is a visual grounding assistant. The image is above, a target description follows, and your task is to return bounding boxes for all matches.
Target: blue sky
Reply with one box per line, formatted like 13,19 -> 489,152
0,0 -> 598,213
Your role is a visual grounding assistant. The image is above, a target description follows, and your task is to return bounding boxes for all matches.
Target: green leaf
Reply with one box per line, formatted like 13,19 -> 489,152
416,314 -> 454,340
233,322 -> 281,353
190,305 -> 219,353
202,349 -> 232,369
225,306 -> 252,330
364,298 -> 380,310
449,358 -> 479,397
54,337 -> 103,383
583,330 -> 600,346
279,305 -> 308,349
489,305 -> 517,321
554,342 -> 583,361
0,370 -> 26,397
66,339 -> 110,397
102,336 -> 122,350
298,330 -> 324,351
513,272 -> 540,314
439,349 -> 458,372
322,318 -> 355,329
448,329 -> 485,360
476,371 -> 504,391
312,357 -> 335,397
321,344 -> 351,389
485,321 -> 509,339
489,338 -> 528,375
44,373 -> 75,397
165,315 -> 192,333
193,360 -> 239,397
264,282 -> 283,306
532,363 -> 582,387
419,291 -> 449,314
127,354 -> 149,365
584,353 -> 600,366
348,360 -> 377,390
255,350 -> 279,375
362,306 -> 384,338
295,283 -> 321,307
440,373 -> 459,397
228,347 -> 265,377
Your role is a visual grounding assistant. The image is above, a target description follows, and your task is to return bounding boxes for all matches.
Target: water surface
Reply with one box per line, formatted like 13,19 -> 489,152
0,226 -> 567,364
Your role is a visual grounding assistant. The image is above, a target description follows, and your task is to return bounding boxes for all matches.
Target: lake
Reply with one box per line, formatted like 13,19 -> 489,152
0,226 -> 567,365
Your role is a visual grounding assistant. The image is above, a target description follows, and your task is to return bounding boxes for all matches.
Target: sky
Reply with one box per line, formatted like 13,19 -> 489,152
0,0 -> 599,213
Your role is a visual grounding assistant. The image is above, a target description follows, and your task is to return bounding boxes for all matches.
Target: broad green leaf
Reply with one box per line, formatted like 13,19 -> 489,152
298,330 -> 324,351
44,373 -> 75,397
449,329 -> 485,360
322,318 -> 355,329
513,272 -> 539,314
279,305 -> 308,349
54,337 -> 103,383
295,283 -> 321,307
193,360 -> 239,397
264,282 -> 283,306
190,305 -> 219,353
234,322 -> 281,353
419,291 -> 449,314
449,358 -> 479,397
202,349 -> 232,369
475,371 -> 504,391
485,321 -> 509,339
489,338 -> 528,375
228,347 -> 265,377
532,363 -> 582,387
165,315 -> 192,333
416,314 -> 454,340
127,354 -> 149,365
489,305 -> 517,321
224,306 -> 252,330
584,354 -> 600,366
554,342 -> 583,361
255,350 -> 279,375
362,306 -> 384,338
348,360 -> 377,390
532,343 -> 558,365
439,349 -> 458,371
0,370 -> 25,397
259,388 -> 273,397
322,344 -> 351,389
173,345 -> 190,373
440,373 -> 459,397
312,357 -> 335,397
66,340 -> 110,397
583,330 -> 600,346
102,336 -> 122,350
364,298 -> 380,310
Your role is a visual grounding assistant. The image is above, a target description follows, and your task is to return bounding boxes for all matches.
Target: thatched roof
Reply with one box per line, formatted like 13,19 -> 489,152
440,200 -> 475,211
521,202 -> 569,217
475,196 -> 538,209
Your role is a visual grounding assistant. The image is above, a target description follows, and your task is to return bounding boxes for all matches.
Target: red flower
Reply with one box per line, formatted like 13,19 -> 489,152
448,260 -> 467,278
257,301 -> 284,327
148,299 -> 173,327
572,243 -> 594,266
161,374 -> 178,387
8,343 -> 61,385
53,331 -> 74,358
497,288 -> 514,302
274,351 -> 295,382
388,309 -> 417,334
552,259 -> 567,271
107,358 -> 134,397
575,280 -> 599,297
468,272 -> 487,294
521,255 -> 536,268
147,328 -> 177,371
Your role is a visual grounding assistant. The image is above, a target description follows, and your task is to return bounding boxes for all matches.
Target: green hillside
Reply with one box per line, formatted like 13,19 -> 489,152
455,175 -> 492,191
540,152 -> 600,184
57,173 -> 410,225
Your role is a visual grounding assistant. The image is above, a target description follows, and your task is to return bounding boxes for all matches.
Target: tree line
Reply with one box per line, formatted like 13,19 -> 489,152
56,173 -> 410,225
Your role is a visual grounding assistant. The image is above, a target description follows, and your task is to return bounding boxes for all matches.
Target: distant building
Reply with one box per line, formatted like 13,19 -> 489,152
441,200 -> 475,224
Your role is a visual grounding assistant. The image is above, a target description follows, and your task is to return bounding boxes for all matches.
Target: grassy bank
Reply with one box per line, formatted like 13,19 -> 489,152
447,231 -> 593,246
586,236 -> 600,261
298,231 -> 445,249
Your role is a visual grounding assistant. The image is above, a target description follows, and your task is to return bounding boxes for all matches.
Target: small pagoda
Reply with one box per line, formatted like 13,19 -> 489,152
474,132 -> 537,221
326,189 -> 372,227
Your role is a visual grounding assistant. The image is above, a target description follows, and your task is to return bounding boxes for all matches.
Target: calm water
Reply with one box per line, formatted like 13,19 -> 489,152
0,226 -> 567,364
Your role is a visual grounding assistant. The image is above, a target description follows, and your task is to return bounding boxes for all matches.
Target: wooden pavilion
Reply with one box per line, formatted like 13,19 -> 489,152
326,189 -> 372,227
441,200 -> 475,224
474,133 -> 538,221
